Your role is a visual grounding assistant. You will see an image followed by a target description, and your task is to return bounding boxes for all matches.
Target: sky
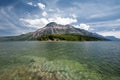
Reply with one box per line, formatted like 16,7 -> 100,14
0,0 -> 120,38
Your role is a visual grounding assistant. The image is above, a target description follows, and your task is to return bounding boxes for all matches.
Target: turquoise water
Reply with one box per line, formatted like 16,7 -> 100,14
0,41 -> 120,80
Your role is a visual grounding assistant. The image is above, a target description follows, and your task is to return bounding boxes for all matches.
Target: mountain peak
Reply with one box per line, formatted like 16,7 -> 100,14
45,22 -> 74,28
45,22 -> 57,27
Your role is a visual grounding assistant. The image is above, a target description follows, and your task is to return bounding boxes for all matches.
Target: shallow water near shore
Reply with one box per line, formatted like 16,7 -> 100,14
0,41 -> 120,80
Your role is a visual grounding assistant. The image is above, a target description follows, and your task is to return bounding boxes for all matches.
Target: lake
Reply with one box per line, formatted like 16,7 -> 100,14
0,41 -> 120,80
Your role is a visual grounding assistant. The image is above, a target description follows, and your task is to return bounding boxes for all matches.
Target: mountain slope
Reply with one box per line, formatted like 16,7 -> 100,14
37,34 -> 106,41
0,32 -> 34,41
0,22 -> 108,41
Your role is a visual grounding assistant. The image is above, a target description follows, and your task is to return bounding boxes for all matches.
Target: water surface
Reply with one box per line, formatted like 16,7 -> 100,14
0,41 -> 120,80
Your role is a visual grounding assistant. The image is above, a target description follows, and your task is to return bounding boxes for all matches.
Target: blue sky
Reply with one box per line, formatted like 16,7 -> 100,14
0,0 -> 120,38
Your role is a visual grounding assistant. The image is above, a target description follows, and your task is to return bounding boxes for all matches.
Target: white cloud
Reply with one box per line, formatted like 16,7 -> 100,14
48,17 -> 77,25
97,31 -> 120,38
74,24 -> 90,30
20,17 -> 77,28
27,2 -> 37,7
19,18 -> 48,28
37,3 -> 45,10
42,11 -> 48,17
27,2 -> 33,6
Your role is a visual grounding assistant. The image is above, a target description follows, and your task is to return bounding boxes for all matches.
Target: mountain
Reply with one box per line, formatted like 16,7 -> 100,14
105,36 -> 120,41
0,32 -> 34,41
33,22 -> 105,38
0,22 -> 108,41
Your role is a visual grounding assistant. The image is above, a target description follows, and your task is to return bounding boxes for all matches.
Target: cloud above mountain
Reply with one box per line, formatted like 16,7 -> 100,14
74,24 -> 90,30
20,17 -> 77,28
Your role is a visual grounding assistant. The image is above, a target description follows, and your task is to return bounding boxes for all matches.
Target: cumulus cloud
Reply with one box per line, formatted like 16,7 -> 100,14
97,31 -> 120,38
42,11 -> 48,17
74,24 -> 90,30
27,2 -> 37,7
37,3 -> 45,10
19,17 -> 77,28
19,18 -> 48,28
27,2 -> 33,6
48,17 -> 77,25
